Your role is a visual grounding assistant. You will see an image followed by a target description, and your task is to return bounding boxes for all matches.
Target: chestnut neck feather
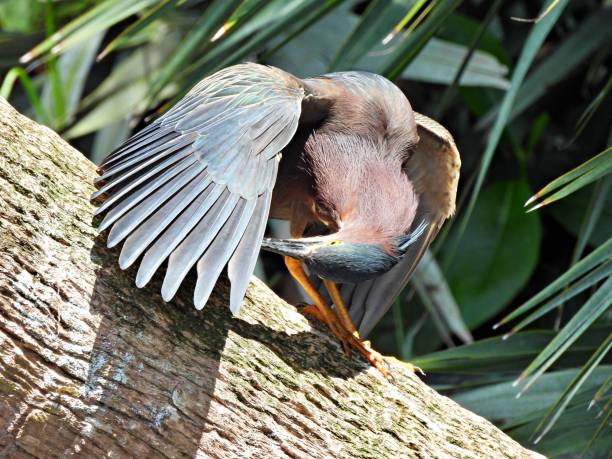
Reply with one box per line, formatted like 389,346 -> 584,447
304,132 -> 418,250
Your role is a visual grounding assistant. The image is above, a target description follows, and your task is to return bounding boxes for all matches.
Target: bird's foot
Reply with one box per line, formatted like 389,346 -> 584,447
301,304 -> 390,378
351,337 -> 390,378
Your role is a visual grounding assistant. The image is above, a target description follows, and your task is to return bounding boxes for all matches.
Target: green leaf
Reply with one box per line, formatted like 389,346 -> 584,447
516,277 -> 612,392
90,117 -> 133,165
582,405 -> 611,457
359,37 -> 510,89
0,0 -> 43,33
547,183 -> 612,248
525,147 -> 612,212
216,0 -> 345,70
260,0 -> 344,61
446,0 -> 568,267
571,176 -> 611,264
178,0 -> 335,92
269,3 -> 509,90
496,236 -> 612,327
64,78 -> 151,139
328,0 -> 415,71
589,375 -> 612,412
148,0 -> 242,100
398,38 -> 508,89
477,7 -> 612,130
82,33 -> 180,110
453,366 -> 610,424
510,402 -> 612,457
66,33 -> 181,138
41,31 -> 103,129
412,328 -> 607,374
412,250 -> 472,344
532,333 -> 612,443
377,0 -> 461,80
97,0 -> 177,60
506,260 -> 612,336
0,67 -> 50,124
444,180 -> 541,328
21,0 -> 160,61
572,75 -> 612,145
434,0 -> 504,117
267,1 -> 357,77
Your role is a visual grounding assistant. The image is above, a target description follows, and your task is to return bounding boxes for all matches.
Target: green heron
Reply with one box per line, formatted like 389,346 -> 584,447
93,63 -> 460,376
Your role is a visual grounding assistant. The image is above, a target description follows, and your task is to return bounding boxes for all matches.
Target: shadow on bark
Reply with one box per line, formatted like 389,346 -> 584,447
82,228 -> 362,454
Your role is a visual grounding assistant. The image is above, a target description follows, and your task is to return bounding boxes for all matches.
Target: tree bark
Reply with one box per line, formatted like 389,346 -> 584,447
0,97 -> 542,459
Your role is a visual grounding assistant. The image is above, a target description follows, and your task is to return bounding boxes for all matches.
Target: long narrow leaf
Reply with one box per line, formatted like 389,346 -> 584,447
42,31 -> 104,129
572,75 -> 612,144
571,176 -> 611,263
378,0 -> 461,80
589,375 -> 612,411
21,0 -> 159,61
507,260 -> 612,336
97,0 -> 178,61
217,0 -> 345,70
516,277 -> 612,392
413,250 -> 472,343
328,0 -> 415,71
532,333 -> 612,443
525,147 -> 612,211
149,0 -> 242,100
0,67 -> 50,124
446,0 -> 568,266
477,7 -> 612,129
435,0 -> 503,117
495,237 -> 612,328
413,328 -> 607,373
261,0 -> 344,60
181,0 -> 343,93
581,405 -> 611,456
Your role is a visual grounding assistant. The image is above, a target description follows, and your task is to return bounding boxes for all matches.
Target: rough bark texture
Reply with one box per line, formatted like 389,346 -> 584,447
0,97 -> 543,459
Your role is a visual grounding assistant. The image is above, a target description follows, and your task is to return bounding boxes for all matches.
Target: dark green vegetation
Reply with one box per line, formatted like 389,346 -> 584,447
1,1 -> 610,457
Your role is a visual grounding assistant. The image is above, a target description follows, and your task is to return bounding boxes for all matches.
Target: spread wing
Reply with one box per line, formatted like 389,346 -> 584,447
93,63 -> 304,314
344,112 -> 461,336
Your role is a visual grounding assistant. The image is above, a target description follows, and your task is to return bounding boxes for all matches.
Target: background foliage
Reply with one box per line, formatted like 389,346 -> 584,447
1,0 -> 610,457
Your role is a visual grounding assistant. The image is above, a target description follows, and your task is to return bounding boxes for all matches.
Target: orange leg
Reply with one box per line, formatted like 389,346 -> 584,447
285,256 -> 351,356
323,280 -> 392,377
323,280 -> 358,336
285,256 -> 390,377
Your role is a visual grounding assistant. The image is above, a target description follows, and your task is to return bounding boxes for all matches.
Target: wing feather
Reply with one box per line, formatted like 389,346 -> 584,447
94,63 -> 305,313
193,198 -> 257,309
227,159 -> 279,313
135,182 -> 225,287
161,190 -> 240,300
97,160 -> 200,230
118,170 -> 212,269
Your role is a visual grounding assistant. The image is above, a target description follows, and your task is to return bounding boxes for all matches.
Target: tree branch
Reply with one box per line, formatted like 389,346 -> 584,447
0,98 -> 542,458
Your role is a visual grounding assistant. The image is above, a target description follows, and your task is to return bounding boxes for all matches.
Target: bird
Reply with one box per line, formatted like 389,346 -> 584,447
92,63 -> 460,376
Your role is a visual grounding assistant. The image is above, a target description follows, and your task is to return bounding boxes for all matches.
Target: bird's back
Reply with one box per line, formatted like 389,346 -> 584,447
303,71 -> 418,147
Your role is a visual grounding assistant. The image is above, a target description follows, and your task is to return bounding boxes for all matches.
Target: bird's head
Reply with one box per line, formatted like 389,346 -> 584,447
261,222 -> 427,284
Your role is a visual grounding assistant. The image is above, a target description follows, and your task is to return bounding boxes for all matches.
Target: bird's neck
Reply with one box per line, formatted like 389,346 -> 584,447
305,133 -> 418,248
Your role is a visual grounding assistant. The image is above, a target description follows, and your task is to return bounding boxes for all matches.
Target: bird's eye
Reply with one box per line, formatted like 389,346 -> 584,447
329,240 -> 342,246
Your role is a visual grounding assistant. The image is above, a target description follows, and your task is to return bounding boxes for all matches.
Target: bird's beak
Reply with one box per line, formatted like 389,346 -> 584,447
260,238 -> 318,260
